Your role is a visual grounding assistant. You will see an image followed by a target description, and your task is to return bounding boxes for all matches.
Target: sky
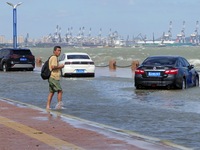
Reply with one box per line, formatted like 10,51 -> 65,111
0,0 -> 200,40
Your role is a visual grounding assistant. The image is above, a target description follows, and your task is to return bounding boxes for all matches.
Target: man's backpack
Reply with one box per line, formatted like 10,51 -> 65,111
41,56 -> 52,80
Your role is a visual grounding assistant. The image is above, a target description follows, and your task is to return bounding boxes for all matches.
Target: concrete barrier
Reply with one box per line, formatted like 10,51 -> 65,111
106,59 -> 140,71
109,59 -> 116,71
131,60 -> 140,71
36,57 -> 42,67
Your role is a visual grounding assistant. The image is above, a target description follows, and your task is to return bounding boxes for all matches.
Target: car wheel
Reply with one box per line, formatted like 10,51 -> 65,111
195,77 -> 199,87
166,85 -> 172,90
135,85 -> 142,89
181,78 -> 187,89
135,86 -> 140,89
3,63 -> 8,72
27,68 -> 33,71
90,73 -> 95,77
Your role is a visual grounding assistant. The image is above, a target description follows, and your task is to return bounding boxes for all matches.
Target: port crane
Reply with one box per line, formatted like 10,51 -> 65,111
98,28 -> 102,38
65,27 -> 73,43
88,28 -> 92,37
135,33 -> 147,43
190,21 -> 199,44
163,21 -> 172,41
176,21 -> 186,43
47,25 -> 62,43
24,33 -> 29,47
108,29 -> 121,46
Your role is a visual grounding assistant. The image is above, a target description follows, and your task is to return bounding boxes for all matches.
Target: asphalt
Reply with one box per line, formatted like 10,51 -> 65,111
0,98 -> 191,150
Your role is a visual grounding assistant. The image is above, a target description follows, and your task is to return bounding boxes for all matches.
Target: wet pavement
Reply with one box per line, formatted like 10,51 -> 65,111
0,98 -> 183,150
0,67 -> 199,149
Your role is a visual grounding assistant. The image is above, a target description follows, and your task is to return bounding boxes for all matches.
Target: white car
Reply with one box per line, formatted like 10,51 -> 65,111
59,52 -> 95,77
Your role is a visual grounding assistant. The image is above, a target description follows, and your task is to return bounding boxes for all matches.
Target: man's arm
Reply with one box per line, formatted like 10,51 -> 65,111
50,56 -> 64,70
51,64 -> 64,70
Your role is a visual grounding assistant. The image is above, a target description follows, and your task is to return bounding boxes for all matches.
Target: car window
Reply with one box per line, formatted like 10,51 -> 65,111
176,59 -> 184,67
0,49 -> 10,57
67,55 -> 90,59
143,57 -> 176,65
178,59 -> 185,67
181,58 -> 190,67
59,54 -> 65,61
12,50 -> 32,55
178,58 -> 188,67
0,51 -> 3,57
0,50 -> 3,57
5,50 -> 11,56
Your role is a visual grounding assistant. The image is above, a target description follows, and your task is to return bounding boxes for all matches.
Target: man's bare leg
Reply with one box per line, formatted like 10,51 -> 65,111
46,92 -> 54,109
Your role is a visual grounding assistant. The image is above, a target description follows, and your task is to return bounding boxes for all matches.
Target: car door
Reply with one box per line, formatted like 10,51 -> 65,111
181,57 -> 193,86
0,49 -> 6,69
58,54 -> 66,74
59,54 -> 65,64
0,50 -> 3,67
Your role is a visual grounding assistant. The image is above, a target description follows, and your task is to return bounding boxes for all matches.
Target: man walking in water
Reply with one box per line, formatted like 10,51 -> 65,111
46,46 -> 64,109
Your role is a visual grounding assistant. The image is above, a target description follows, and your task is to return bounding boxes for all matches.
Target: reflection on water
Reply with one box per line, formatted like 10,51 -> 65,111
134,88 -> 200,113
95,67 -> 134,78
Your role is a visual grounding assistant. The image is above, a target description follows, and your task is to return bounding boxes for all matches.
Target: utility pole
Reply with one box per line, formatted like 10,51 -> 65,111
7,2 -> 22,49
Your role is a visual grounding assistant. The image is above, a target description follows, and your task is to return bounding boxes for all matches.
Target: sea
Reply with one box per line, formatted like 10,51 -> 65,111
32,46 -> 200,71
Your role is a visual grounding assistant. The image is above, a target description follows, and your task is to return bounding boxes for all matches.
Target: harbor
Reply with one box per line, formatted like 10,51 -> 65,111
23,21 -> 200,48
1,21 -> 200,48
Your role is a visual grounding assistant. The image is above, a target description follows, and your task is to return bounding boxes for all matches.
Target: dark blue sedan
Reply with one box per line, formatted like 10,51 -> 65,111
134,55 -> 199,89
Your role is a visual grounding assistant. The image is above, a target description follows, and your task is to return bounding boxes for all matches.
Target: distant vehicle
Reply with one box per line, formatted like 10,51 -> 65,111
134,55 -> 199,89
0,48 -> 35,72
59,52 -> 95,77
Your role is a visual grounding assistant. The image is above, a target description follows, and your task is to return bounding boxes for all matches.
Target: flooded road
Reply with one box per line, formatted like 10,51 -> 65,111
0,67 -> 200,149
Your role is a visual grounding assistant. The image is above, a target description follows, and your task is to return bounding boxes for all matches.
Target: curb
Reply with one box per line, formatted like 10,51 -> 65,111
0,97 -> 192,150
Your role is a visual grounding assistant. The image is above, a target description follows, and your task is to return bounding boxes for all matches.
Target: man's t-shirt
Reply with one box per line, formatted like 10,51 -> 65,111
49,55 -> 60,80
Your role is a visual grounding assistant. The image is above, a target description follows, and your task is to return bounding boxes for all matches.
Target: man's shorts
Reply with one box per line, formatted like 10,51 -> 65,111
48,77 -> 62,93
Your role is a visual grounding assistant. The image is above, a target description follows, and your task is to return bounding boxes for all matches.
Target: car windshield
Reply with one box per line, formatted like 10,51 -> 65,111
142,57 -> 176,66
12,50 -> 32,55
67,55 -> 90,59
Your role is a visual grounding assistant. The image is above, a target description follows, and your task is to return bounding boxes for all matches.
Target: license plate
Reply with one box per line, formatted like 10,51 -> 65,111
20,58 -> 27,61
76,69 -> 85,73
148,72 -> 160,77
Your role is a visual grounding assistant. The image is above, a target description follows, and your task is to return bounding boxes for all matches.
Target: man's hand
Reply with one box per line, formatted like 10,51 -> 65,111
52,64 -> 64,70
59,64 -> 64,68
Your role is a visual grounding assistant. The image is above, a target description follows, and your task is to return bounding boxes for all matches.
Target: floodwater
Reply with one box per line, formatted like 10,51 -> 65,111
1,46 -> 200,149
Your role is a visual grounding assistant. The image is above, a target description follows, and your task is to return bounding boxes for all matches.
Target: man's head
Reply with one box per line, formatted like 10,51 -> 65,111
53,46 -> 61,57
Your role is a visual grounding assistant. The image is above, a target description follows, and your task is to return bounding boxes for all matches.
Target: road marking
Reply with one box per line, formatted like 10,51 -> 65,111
0,116 -> 84,150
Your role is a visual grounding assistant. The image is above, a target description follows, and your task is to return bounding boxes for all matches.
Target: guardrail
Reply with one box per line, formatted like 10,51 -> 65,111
37,56 -> 200,75
36,57 -> 140,71
100,59 -> 140,71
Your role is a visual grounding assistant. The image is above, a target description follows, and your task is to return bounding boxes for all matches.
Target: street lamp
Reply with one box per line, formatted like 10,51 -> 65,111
6,2 -> 22,49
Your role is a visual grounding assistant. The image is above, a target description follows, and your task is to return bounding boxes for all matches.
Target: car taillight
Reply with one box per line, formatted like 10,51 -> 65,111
27,55 -> 35,59
135,69 -> 145,74
164,69 -> 178,74
65,62 -> 71,65
10,54 -> 20,59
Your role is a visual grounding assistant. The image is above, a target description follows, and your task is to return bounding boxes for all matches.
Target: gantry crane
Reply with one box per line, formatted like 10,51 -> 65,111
163,21 -> 172,41
190,21 -> 199,44
176,21 -> 186,43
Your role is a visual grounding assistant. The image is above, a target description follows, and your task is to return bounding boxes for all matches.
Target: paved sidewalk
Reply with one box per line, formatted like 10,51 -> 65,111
0,98 -> 189,150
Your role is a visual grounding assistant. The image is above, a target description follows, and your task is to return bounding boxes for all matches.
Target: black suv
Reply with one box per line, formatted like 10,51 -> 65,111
0,48 -> 35,72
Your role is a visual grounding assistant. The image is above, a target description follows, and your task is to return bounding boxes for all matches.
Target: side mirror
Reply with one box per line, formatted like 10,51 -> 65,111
188,65 -> 194,69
